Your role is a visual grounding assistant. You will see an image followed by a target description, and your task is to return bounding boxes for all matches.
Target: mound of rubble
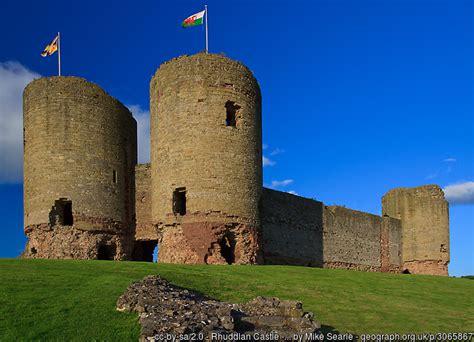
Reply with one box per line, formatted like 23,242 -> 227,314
117,275 -> 320,341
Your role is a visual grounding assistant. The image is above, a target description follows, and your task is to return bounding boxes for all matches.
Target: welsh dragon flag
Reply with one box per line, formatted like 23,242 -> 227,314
182,10 -> 205,28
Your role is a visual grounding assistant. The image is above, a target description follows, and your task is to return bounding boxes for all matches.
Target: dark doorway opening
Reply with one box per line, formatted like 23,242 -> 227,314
50,198 -> 73,226
173,187 -> 186,216
132,240 -> 158,262
225,101 -> 240,127
219,234 -> 235,264
402,269 -> 411,274
63,202 -> 73,225
97,244 -> 116,260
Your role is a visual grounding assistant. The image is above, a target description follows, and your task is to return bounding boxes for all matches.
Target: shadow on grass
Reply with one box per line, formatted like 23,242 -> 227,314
320,324 -> 356,338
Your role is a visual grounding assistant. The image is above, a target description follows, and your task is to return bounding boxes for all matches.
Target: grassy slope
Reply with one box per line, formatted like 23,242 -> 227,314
0,259 -> 472,341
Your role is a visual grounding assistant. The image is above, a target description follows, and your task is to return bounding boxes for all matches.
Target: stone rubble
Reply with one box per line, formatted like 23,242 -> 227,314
117,276 -> 320,341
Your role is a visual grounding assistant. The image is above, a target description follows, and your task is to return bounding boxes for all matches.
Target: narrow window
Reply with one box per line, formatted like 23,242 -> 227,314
173,187 -> 186,216
225,101 -> 240,127
113,170 -> 117,183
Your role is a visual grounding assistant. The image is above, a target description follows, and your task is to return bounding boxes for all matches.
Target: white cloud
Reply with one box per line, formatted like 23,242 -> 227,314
443,181 -> 474,205
271,179 -> 294,188
127,105 -> 150,164
0,62 -> 41,183
263,156 -> 275,167
443,158 -> 457,163
270,148 -> 285,156
287,190 -> 298,195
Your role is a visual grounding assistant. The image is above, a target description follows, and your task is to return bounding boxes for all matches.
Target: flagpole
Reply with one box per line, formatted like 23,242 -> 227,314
205,5 -> 208,53
58,32 -> 61,77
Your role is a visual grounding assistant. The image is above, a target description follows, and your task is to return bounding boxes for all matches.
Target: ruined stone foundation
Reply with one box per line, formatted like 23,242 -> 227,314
23,224 -> 134,260
158,214 -> 260,265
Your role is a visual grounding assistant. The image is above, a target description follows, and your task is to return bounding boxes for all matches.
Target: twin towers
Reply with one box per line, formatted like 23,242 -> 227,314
23,53 -> 262,264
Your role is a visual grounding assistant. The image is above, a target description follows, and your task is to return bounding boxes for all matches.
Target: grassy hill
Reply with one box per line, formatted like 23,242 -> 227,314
0,259 -> 472,341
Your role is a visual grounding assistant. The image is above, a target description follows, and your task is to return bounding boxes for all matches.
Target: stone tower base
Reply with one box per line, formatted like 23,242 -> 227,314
23,224 -> 134,260
158,221 -> 260,265
402,260 -> 448,276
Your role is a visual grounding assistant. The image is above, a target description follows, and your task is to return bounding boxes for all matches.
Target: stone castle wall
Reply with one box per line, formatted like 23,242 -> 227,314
323,206 -> 401,272
260,188 -> 402,272
260,188 -> 324,266
135,163 -> 156,241
150,53 -> 262,264
382,185 -> 449,275
23,76 -> 137,260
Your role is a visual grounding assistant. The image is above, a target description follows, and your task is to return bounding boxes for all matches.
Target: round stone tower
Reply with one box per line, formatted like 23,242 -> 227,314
23,76 -> 137,260
150,53 -> 262,264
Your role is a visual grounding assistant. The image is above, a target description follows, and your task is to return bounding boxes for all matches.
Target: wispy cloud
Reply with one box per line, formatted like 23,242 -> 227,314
287,190 -> 298,195
263,156 -> 276,167
425,172 -> 440,180
271,179 -> 294,188
127,105 -> 150,164
270,148 -> 285,156
262,144 -> 268,150
425,158 -> 456,179
443,181 -> 474,205
0,61 -> 41,183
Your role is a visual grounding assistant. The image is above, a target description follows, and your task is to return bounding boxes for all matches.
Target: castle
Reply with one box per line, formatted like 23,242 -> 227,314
22,53 -> 450,276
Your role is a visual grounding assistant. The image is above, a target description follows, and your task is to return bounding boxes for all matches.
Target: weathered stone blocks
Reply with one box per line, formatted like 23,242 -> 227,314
23,76 -> 137,260
150,53 -> 262,264
382,185 -> 450,275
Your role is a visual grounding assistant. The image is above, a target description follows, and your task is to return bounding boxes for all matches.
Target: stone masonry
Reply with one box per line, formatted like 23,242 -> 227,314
22,53 -> 450,275
382,185 -> 450,275
23,76 -> 136,260
150,54 -> 262,265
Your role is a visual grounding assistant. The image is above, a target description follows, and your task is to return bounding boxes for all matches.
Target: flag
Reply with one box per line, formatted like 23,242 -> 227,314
182,10 -> 205,28
41,34 -> 59,57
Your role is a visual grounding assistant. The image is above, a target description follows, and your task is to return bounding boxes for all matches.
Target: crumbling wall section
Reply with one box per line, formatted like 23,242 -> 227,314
22,224 -> 133,260
158,213 -> 260,265
382,185 -> 449,275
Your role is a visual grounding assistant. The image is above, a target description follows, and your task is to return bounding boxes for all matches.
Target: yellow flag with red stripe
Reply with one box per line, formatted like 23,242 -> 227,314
41,34 -> 59,57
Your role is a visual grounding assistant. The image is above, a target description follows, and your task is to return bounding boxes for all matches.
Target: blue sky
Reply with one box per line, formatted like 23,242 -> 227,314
0,0 -> 472,275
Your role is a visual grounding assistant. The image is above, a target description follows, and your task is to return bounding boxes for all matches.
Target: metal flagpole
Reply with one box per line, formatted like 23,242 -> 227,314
205,5 -> 208,53
58,32 -> 61,77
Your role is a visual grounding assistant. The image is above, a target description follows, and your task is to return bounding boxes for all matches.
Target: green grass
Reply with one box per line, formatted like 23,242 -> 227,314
0,259 -> 472,341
